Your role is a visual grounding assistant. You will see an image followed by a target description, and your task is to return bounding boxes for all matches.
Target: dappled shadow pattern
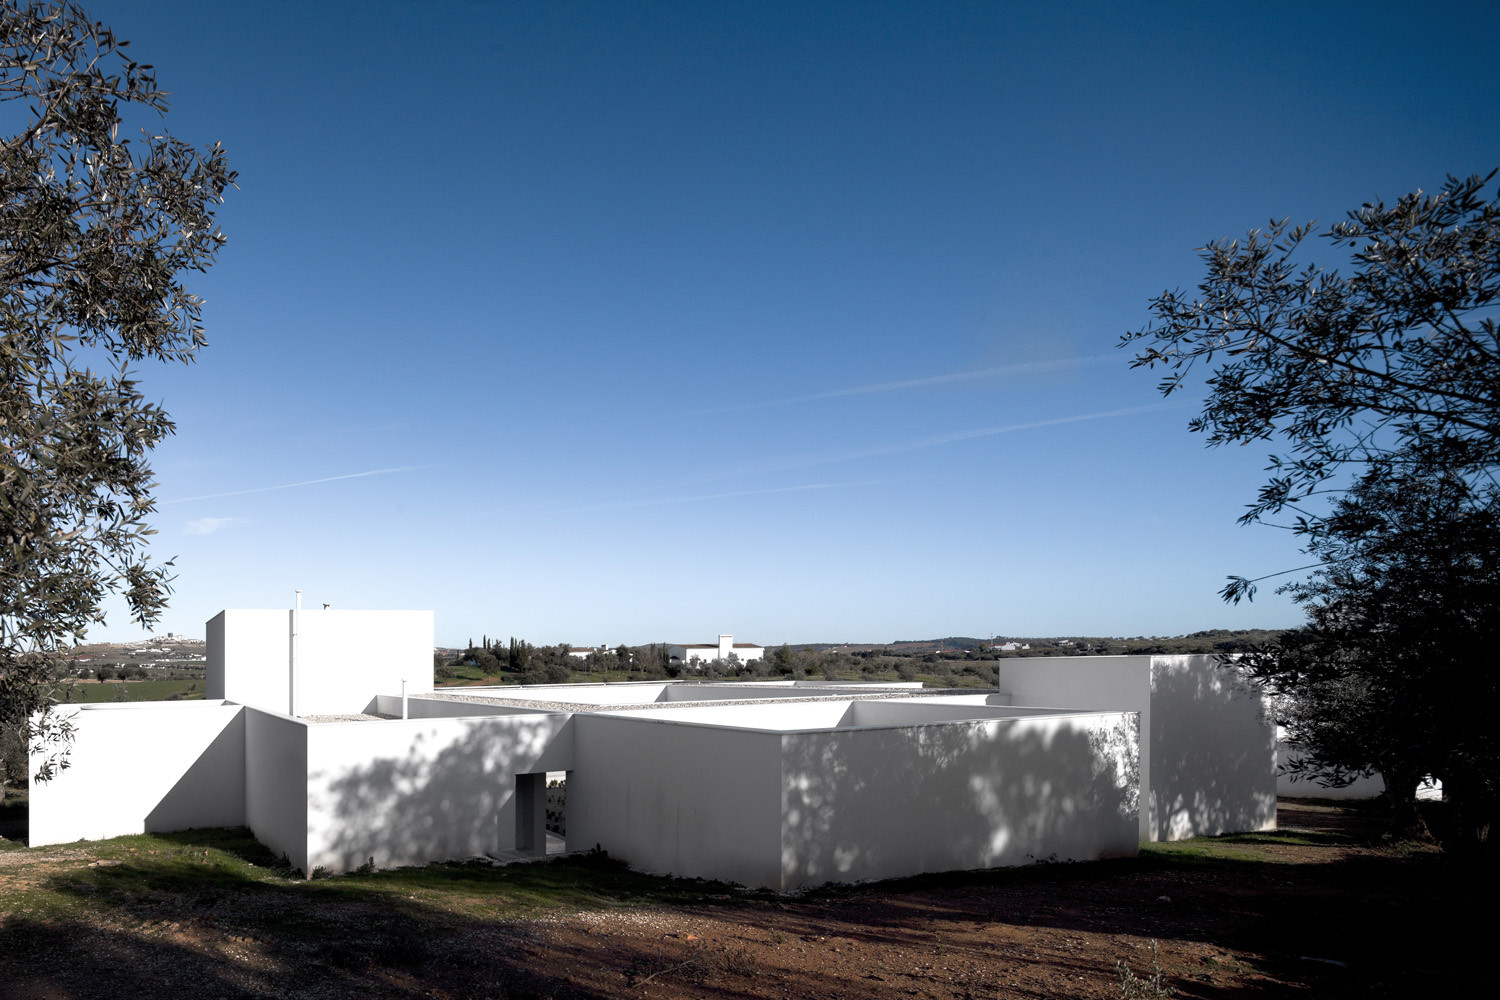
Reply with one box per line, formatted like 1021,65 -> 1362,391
780,713 -> 1139,887
311,714 -> 572,872
1151,659 -> 1277,840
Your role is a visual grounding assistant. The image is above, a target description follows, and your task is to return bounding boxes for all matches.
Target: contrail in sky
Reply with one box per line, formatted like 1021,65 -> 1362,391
723,400 -> 1192,477
162,465 -> 433,504
584,480 -> 892,511
697,353 -> 1118,414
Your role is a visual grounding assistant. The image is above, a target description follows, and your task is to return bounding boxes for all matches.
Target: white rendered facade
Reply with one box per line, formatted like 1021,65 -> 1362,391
667,634 -> 765,666
33,608 -> 1275,889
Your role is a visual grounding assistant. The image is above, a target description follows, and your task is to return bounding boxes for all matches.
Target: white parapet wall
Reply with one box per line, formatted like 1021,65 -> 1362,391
29,701 -> 247,847
569,714 -> 786,887
303,712 -> 575,873
245,707 -> 310,873
992,654 -> 1276,841
208,608 -> 435,716
778,711 -> 1140,888
568,702 -> 1140,890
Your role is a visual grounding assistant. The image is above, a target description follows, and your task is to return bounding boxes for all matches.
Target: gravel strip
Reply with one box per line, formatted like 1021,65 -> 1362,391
300,712 -> 397,723
421,689 -> 954,714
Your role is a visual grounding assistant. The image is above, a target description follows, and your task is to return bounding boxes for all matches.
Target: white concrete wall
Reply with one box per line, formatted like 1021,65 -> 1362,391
569,714 -> 785,887
779,712 -> 1140,889
244,708 -> 310,874
205,611 -> 227,698
208,608 -> 434,716
996,656 -> 1153,837
376,694 -> 558,719
848,701 -> 1079,726
303,712 -> 574,873
475,682 -> 672,706
29,702 -> 246,846
295,609 -> 434,714
1148,655 -> 1276,840
995,655 -> 1276,841
606,700 -> 857,730
208,609 -> 292,713
668,645 -> 766,664
1276,760 -> 1387,799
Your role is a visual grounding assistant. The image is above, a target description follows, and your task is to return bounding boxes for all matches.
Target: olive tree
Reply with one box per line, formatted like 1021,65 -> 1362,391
1122,171 -> 1499,601
1125,172 -> 1499,846
1,1 -> 234,781
1244,464 -> 1499,844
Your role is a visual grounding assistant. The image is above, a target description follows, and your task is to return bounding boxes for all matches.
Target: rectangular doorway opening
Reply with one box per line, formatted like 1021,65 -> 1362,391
545,770 -> 569,855
513,771 -> 570,858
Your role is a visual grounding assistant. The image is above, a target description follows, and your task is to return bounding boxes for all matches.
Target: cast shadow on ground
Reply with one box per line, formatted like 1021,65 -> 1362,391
2,810 -> 1491,999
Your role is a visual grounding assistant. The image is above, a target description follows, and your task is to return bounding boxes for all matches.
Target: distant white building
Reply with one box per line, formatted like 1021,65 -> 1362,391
566,645 -> 610,660
668,634 -> 764,667
991,642 -> 1030,652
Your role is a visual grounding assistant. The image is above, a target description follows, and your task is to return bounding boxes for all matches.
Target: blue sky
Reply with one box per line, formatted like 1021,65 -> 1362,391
82,0 -> 1500,645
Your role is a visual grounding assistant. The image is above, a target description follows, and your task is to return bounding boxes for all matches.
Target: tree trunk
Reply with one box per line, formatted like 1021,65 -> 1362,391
1382,766 -> 1432,841
1442,770 -> 1496,857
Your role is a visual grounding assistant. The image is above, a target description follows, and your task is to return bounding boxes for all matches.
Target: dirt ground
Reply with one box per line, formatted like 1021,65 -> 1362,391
0,799 -> 1490,999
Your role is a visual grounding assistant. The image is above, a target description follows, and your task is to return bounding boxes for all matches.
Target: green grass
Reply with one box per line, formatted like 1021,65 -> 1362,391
0,827 -> 764,926
54,679 -> 204,704
1139,826 -> 1355,864
0,786 -> 28,850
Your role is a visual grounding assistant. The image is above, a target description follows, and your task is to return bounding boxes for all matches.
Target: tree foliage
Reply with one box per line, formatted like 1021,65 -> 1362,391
1242,464 -> 1500,845
1123,171 -> 1499,601
0,1 -> 233,777
1129,170 -> 1500,846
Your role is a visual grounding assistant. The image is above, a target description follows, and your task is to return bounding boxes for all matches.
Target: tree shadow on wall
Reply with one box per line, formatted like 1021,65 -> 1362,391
779,713 -> 1140,889
313,715 -> 572,873
1150,662 -> 1277,840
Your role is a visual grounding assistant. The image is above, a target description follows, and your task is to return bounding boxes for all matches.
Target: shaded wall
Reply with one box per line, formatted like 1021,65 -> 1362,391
997,656 -> 1152,837
995,655 -> 1276,840
569,715 -> 784,887
29,702 -> 246,846
778,712 -> 1140,889
303,713 -> 573,873
1149,656 -> 1276,839
245,708 -> 309,873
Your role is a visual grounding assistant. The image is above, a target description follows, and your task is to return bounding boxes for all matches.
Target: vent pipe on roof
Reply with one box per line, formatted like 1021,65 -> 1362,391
290,589 -> 301,716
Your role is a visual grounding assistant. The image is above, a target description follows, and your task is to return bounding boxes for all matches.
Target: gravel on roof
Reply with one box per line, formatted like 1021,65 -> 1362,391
421,689 -> 946,714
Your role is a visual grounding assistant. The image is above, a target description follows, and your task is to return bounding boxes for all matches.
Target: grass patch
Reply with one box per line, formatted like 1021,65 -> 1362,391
55,679 -> 204,703
0,827 -> 764,931
1139,826 -> 1356,864
0,786 -> 28,849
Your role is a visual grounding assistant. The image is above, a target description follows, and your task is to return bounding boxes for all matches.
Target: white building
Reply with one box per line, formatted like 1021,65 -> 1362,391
667,634 -> 765,666
30,606 -> 1276,890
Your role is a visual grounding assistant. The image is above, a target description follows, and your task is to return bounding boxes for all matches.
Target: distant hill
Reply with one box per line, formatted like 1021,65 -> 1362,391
65,635 -> 206,666
789,629 -> 1285,657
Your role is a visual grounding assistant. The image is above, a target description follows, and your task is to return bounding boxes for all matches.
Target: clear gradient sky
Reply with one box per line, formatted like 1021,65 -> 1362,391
80,0 -> 1500,646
